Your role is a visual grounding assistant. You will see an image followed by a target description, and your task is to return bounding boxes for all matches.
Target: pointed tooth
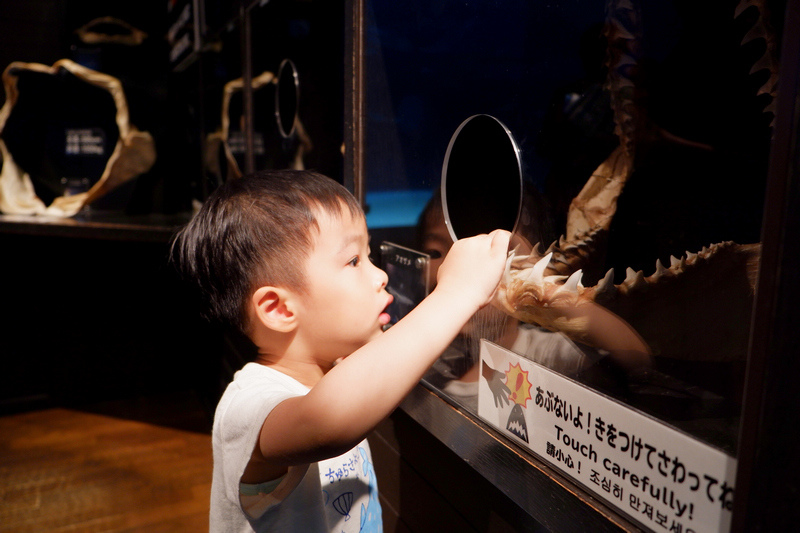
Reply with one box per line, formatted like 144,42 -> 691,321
556,270 -> 583,296
595,268 -> 617,297
531,252 -> 553,283
669,256 -> 686,273
686,251 -> 697,263
558,235 -> 567,248
653,259 -> 670,279
735,0 -> 754,18
519,267 -> 536,282
504,250 -> 516,278
505,255 -> 520,270
624,267 -> 647,291
610,26 -> 637,41
743,26 -> 768,48
545,241 -> 557,254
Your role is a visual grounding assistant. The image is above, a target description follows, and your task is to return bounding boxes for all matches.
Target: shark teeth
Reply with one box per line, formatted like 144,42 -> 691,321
652,259 -> 674,280
624,267 -> 647,291
506,238 -> 742,305
504,248 -> 517,277
530,252 -> 553,284
554,269 -> 584,297
670,255 -> 686,270
595,268 -> 617,297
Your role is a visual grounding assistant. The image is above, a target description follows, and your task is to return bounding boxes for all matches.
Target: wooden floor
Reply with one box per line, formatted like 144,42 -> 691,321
0,392 -> 213,533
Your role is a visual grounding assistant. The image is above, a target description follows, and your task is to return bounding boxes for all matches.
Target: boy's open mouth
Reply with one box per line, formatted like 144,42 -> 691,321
379,295 -> 394,326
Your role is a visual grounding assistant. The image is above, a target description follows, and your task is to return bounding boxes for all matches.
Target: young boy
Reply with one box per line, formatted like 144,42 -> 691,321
172,170 -> 510,532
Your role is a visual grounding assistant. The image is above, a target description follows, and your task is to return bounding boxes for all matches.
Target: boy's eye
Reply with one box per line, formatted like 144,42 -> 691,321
424,249 -> 443,259
348,256 -> 360,267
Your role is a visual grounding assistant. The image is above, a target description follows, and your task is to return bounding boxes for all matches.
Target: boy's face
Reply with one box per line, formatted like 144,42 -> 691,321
297,206 -> 393,363
420,210 -> 453,290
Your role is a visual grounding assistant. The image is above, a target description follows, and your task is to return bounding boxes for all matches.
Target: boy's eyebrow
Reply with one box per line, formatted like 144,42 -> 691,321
339,231 -> 369,253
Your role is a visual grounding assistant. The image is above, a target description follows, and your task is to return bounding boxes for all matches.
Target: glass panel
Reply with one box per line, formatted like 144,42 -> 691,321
250,0 -> 346,182
199,21 -> 242,197
365,0 -> 782,459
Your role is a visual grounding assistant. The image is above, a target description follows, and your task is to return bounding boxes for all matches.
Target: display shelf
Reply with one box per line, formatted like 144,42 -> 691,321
0,211 -> 193,242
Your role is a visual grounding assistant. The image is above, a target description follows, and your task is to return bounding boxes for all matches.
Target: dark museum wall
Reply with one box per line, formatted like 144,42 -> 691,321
0,1 -> 211,413
0,0 -> 346,416
0,1 -> 347,214
0,0 -> 194,215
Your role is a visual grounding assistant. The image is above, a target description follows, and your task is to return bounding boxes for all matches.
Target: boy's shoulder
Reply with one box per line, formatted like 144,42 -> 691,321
222,363 -> 308,402
214,363 -> 309,437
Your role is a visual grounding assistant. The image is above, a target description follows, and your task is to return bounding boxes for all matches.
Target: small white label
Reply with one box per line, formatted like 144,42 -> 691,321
65,128 -> 105,156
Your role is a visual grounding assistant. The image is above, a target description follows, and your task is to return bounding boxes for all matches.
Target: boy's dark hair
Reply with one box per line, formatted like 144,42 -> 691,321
171,169 -> 363,335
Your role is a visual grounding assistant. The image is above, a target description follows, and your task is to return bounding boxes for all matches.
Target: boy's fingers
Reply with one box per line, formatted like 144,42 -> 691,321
488,229 -> 511,254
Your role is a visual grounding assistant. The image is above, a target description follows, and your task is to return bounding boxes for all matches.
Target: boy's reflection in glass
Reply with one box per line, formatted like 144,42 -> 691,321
414,185 -> 740,455
417,187 -> 611,411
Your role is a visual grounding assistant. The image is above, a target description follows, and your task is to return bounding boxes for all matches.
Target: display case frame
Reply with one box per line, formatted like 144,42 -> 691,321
345,0 -> 800,530
731,0 -> 800,529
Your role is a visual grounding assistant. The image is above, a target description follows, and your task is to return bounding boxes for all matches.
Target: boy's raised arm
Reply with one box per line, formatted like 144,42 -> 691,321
259,230 -> 511,467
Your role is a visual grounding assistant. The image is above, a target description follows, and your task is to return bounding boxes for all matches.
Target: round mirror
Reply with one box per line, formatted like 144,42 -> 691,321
441,114 -> 523,242
275,58 -> 299,138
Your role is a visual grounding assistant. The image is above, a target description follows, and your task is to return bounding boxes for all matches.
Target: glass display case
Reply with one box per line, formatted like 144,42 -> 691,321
345,0 -> 800,531
191,0 -> 345,202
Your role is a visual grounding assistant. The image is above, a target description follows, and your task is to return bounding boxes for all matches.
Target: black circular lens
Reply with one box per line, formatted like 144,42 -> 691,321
441,114 -> 522,241
275,59 -> 299,138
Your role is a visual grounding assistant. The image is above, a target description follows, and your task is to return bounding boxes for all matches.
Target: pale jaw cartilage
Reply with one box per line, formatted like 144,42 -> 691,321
500,240 -> 753,321
0,59 -> 156,217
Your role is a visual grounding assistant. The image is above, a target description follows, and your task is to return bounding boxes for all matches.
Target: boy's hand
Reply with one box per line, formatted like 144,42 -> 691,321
434,230 -> 511,311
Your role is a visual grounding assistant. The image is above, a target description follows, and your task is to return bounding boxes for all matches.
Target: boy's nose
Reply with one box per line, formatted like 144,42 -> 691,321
374,265 -> 388,291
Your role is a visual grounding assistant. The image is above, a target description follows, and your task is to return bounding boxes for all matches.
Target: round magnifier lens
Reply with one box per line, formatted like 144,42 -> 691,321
441,114 -> 523,242
275,58 -> 299,139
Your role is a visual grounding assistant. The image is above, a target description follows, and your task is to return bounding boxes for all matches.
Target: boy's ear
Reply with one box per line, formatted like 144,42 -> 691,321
251,286 -> 299,333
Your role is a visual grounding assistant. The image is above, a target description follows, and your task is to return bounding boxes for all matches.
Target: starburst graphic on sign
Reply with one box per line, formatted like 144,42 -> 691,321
504,362 -> 533,443
505,362 -> 532,408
